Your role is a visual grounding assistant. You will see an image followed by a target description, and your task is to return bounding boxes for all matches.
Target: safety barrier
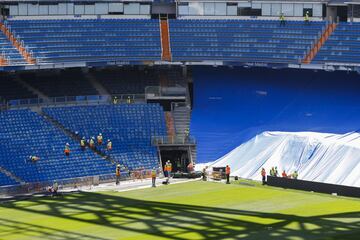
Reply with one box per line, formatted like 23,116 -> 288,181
0,21 -> 36,64
303,22 -> 337,64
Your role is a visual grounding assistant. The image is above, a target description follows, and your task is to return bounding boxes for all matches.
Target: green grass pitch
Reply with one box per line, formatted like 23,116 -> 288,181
0,181 -> 359,240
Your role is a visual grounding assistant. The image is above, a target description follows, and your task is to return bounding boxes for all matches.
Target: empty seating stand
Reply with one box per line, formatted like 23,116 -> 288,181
43,104 -> 167,170
169,19 -> 326,64
313,22 -> 360,64
7,19 -> 162,64
0,109 -> 114,183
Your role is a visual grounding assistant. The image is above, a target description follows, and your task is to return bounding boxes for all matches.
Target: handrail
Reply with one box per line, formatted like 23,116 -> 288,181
152,135 -> 196,146
6,94 -> 146,109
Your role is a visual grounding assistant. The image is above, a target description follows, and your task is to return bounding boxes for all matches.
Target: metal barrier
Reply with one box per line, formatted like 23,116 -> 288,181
0,169 -> 163,198
152,135 -> 196,145
6,94 -> 146,109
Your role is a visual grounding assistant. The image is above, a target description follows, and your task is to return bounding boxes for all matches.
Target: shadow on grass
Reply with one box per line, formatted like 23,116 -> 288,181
1,191 -> 360,240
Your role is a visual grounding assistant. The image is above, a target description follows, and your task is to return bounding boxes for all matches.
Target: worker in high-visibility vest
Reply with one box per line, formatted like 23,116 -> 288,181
225,165 -> 230,184
80,137 -> 86,150
97,133 -> 103,145
151,167 -> 157,187
64,143 -> 70,156
115,164 -> 121,185
89,137 -> 95,149
279,13 -> 285,26
304,11 -> 310,24
261,168 -> 266,185
113,96 -> 118,104
107,139 -> 112,151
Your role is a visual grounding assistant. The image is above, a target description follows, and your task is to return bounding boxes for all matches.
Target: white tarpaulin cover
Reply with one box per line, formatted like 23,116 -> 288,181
207,131 -> 360,187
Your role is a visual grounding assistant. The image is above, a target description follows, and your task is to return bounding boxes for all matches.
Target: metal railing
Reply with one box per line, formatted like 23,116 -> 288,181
145,86 -> 186,99
6,94 -> 146,109
152,135 -> 196,145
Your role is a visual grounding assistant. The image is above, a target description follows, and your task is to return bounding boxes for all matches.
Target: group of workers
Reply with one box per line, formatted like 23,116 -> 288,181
63,133 -> 113,157
115,164 -> 158,187
280,11 -> 311,26
113,96 -> 132,105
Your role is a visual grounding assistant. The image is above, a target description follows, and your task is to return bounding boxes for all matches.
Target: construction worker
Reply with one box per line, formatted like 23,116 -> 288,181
64,143 -> 70,156
80,137 -> 86,150
275,166 -> 279,177
28,155 -> 40,163
202,167 -> 207,181
107,139 -> 112,151
270,167 -> 274,177
126,96 -> 131,104
151,167 -> 157,187
89,137 -> 95,149
184,128 -> 190,142
280,13 -> 285,26
97,133 -> 103,145
304,11 -> 310,24
292,171 -> 299,179
261,168 -> 266,185
52,180 -> 58,196
225,165 -> 230,184
113,96 -> 118,104
115,164 -> 121,185
282,170 -> 288,178
187,162 -> 194,173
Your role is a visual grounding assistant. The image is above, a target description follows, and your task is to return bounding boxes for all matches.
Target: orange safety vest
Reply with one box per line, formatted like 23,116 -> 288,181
226,166 -> 230,175
116,168 -> 120,176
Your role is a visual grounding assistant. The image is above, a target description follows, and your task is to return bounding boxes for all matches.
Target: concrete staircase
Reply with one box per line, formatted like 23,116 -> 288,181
0,166 -> 24,185
172,103 -> 191,139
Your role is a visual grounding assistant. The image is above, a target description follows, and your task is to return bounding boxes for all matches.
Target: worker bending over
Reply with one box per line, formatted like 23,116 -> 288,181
64,143 -> 70,156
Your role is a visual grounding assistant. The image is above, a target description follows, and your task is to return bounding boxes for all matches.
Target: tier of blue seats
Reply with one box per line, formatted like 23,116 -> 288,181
0,109 -> 114,183
43,104 -> 166,170
0,30 -> 25,65
0,73 -> 36,101
19,68 -> 98,97
7,19 -> 161,63
0,172 -> 18,187
313,22 -> 360,63
169,19 -> 326,63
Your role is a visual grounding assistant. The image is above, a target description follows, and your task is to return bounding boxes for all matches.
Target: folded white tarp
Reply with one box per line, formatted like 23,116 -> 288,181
206,131 -> 360,187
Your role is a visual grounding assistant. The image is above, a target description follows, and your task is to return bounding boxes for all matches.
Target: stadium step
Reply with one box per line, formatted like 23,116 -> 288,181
40,110 -> 118,166
172,103 -> 191,138
0,166 -> 24,185
160,19 -> 172,62
0,21 -> 36,65
303,22 -> 337,64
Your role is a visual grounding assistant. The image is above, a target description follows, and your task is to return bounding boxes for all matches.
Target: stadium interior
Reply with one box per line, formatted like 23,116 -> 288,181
0,0 -> 359,239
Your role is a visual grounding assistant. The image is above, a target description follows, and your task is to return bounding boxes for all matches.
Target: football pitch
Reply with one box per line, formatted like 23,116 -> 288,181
0,181 -> 359,240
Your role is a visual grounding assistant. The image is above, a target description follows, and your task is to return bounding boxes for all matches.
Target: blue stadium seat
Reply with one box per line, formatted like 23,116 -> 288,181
0,109 -> 115,183
6,19 -> 162,64
43,104 -> 167,170
313,22 -> 360,63
169,19 -> 326,63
